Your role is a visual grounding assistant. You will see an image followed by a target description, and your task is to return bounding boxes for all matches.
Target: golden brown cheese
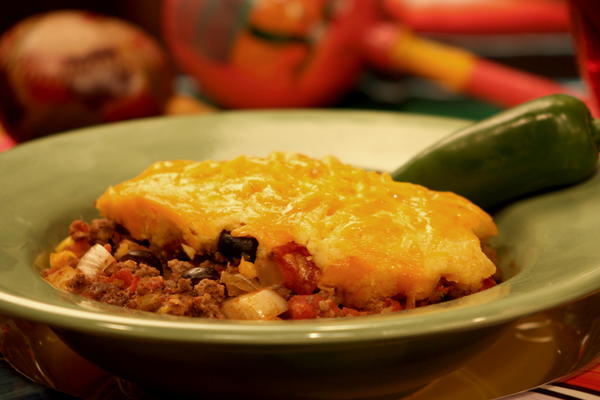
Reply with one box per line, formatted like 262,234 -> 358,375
96,152 -> 497,308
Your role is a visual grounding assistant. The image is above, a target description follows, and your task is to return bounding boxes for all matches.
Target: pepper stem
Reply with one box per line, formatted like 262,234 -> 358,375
593,119 -> 600,150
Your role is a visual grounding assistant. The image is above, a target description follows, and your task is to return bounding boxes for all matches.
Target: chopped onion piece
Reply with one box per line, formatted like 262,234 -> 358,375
238,259 -> 258,279
221,271 -> 259,296
221,289 -> 288,320
76,244 -> 115,278
181,243 -> 196,260
45,266 -> 77,290
255,258 -> 284,287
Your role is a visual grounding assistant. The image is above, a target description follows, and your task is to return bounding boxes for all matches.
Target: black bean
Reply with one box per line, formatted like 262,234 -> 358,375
217,230 -> 258,263
181,266 -> 220,284
121,250 -> 164,274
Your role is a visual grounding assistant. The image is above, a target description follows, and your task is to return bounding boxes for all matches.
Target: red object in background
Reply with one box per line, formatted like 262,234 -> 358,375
465,58 -> 585,108
569,0 -> 600,116
163,0 -> 584,111
0,10 -> 172,141
384,0 -> 570,34
162,0 -> 379,108
362,23 -> 586,109
0,125 -> 16,151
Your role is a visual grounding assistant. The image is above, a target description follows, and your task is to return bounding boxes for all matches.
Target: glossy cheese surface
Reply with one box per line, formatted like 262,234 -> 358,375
96,152 -> 497,308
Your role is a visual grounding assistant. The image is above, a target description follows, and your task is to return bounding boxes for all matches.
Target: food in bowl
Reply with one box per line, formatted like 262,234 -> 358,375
43,152 -> 498,320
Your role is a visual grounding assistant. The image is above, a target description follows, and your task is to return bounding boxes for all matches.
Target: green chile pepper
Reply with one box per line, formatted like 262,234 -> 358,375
392,94 -> 600,210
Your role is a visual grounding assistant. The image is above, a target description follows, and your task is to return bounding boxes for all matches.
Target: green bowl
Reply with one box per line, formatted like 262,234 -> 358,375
1,111 -> 599,399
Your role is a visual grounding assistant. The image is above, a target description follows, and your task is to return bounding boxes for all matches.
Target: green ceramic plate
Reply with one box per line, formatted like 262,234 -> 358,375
0,111 -> 599,399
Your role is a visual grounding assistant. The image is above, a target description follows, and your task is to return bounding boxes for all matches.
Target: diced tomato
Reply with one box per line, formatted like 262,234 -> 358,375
130,276 -> 141,292
66,239 -> 91,258
381,298 -> 402,312
287,294 -> 324,319
288,294 -> 371,319
68,220 -> 90,236
341,307 -> 368,317
271,242 -> 320,295
110,269 -> 139,291
480,277 -> 497,290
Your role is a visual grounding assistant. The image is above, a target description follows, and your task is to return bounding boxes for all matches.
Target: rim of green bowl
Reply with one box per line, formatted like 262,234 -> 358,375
0,277 -> 598,345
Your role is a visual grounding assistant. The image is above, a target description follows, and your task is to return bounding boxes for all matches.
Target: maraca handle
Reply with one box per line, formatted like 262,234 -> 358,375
363,23 -> 589,109
383,0 -> 570,34
465,58 -> 585,109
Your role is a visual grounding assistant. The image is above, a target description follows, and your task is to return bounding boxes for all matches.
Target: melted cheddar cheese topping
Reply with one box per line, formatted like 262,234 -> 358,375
96,152 -> 497,308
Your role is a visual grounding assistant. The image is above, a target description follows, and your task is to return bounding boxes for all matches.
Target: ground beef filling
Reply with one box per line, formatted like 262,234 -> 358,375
42,218 -> 496,320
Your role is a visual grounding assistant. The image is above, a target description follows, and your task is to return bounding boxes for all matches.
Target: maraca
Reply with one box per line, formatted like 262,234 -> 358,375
163,0 -> 379,108
162,0 -> 585,109
0,10 -> 173,141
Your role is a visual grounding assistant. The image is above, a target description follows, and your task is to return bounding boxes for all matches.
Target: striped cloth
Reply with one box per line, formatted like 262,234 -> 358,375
506,369 -> 600,399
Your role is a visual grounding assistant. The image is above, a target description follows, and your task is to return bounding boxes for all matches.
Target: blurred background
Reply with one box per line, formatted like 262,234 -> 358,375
1,1 -> 599,397
0,0 -> 597,149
